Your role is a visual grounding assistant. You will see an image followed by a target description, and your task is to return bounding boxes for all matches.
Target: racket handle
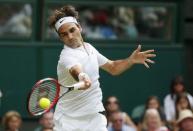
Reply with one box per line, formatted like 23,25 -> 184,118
73,81 -> 85,90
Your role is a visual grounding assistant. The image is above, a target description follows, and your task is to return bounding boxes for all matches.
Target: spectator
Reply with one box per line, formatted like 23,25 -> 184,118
0,4 -> 32,37
2,110 -> 22,131
170,93 -> 193,131
108,111 -> 136,131
164,75 -> 193,122
175,93 -> 192,120
144,96 -> 166,122
115,7 -> 138,40
137,7 -> 168,39
138,96 -> 166,130
105,96 -> 136,129
177,109 -> 193,131
34,112 -> 54,131
141,109 -> 169,131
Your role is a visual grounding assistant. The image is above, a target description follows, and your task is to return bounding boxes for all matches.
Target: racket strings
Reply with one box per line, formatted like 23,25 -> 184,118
28,80 -> 58,115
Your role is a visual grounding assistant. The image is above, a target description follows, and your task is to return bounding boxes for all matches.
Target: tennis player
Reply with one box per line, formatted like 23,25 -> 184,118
49,5 -> 156,131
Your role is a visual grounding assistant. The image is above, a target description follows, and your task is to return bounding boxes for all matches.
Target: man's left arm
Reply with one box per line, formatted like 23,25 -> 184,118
100,45 -> 156,76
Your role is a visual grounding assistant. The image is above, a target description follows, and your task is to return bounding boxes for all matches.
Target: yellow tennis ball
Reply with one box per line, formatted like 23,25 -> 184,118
39,97 -> 50,109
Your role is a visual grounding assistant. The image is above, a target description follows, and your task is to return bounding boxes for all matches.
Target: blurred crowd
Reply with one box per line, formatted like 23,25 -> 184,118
0,110 -> 54,131
0,4 -> 32,38
104,75 -> 193,131
0,4 -> 172,41
1,75 -> 193,131
78,6 -> 170,40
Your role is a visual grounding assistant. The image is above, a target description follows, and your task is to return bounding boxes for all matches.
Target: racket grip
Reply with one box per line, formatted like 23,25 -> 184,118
73,81 -> 85,90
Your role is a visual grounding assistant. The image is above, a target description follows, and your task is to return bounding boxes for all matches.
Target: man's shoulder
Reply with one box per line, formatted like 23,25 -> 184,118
60,47 -> 76,57
84,42 -> 94,49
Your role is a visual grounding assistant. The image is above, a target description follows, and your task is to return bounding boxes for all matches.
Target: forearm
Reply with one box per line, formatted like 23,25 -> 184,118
101,45 -> 155,75
101,56 -> 135,76
69,65 -> 82,81
69,65 -> 91,90
108,57 -> 135,75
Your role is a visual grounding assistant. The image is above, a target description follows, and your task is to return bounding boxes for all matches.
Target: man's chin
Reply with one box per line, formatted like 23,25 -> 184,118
71,44 -> 81,48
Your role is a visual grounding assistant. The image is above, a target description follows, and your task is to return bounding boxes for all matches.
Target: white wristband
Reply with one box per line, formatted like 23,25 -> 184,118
73,81 -> 84,90
78,72 -> 90,81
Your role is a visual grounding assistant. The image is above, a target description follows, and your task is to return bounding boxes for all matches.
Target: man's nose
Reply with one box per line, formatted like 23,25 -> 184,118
67,33 -> 73,39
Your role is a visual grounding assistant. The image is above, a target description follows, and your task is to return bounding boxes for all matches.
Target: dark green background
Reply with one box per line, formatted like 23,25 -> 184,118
0,43 -> 185,118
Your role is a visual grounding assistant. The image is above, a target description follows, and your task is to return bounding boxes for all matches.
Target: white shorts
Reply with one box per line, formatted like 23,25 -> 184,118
53,112 -> 107,131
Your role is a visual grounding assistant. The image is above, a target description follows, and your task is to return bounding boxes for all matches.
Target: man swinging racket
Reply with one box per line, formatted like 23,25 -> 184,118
48,5 -> 156,131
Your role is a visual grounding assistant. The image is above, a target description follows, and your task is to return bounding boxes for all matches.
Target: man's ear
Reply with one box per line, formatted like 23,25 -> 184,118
57,32 -> 63,41
55,29 -> 62,41
58,35 -> 63,41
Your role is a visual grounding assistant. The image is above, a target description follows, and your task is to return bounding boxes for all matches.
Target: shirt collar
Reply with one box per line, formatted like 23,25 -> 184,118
63,42 -> 88,51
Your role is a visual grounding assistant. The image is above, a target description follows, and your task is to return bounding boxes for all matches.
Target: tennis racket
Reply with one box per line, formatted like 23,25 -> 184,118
27,77 -> 84,116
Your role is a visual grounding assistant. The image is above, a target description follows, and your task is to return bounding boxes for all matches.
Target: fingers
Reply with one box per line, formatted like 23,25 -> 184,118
78,72 -> 91,90
78,73 -> 90,81
142,49 -> 154,54
142,49 -> 156,58
82,76 -> 91,87
81,79 -> 91,90
144,58 -> 155,68
143,62 -> 149,68
84,80 -> 91,87
136,44 -> 141,52
145,59 -> 155,64
146,54 -> 156,58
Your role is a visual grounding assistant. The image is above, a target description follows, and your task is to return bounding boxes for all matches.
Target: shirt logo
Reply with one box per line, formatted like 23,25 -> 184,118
59,20 -> 64,23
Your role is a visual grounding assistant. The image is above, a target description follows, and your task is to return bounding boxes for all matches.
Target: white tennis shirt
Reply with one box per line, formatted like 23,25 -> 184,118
54,42 -> 109,119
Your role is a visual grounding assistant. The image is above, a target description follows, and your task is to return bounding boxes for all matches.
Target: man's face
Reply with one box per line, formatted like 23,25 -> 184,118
41,112 -> 54,129
58,23 -> 83,48
112,112 -> 123,130
180,118 -> 193,131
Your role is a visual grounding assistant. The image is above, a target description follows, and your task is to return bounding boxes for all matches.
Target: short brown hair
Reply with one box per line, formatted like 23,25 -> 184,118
49,5 -> 79,29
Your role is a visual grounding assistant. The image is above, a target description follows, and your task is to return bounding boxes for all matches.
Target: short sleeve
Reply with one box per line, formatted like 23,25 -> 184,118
89,44 -> 109,66
97,52 -> 109,66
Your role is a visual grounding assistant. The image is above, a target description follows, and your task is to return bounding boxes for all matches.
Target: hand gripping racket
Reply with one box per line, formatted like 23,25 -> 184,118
27,78 -> 84,116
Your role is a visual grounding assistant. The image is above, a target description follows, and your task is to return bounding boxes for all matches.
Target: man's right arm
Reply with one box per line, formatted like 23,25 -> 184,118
69,65 -> 91,90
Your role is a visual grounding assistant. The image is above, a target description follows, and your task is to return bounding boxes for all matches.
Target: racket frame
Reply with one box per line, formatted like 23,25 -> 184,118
27,78 -> 61,116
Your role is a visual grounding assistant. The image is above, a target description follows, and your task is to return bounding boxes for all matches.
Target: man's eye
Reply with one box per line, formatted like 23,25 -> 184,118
70,28 -> 75,33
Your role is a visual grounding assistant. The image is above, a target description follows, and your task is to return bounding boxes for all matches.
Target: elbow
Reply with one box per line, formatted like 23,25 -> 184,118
110,70 -> 121,76
107,64 -> 121,76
